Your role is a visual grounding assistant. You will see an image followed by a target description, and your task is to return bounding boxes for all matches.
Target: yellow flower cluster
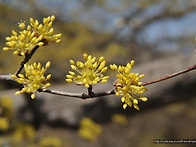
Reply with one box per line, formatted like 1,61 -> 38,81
3,15 -> 61,56
66,53 -> 109,88
110,60 -> 147,110
3,22 -> 44,56
11,62 -> 51,99
78,117 -> 102,141
39,137 -> 62,147
30,15 -> 61,44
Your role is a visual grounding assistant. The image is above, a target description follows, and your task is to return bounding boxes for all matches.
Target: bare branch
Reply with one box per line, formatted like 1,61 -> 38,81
141,64 -> 196,86
39,88 -> 115,99
0,74 -> 14,81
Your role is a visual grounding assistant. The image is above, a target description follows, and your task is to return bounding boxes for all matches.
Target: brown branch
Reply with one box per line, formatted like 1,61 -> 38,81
141,64 -> 196,86
1,61 -> 195,100
0,74 -> 13,81
39,88 -> 115,99
15,45 -> 40,76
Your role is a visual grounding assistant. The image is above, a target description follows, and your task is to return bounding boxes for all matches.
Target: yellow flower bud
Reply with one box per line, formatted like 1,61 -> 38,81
12,30 -> 17,36
66,79 -> 73,83
99,56 -> 104,63
15,91 -> 21,95
123,104 -> 127,109
133,104 -> 139,110
31,93 -> 35,99
66,75 -> 73,79
140,97 -> 147,102
46,74 -> 52,80
70,60 -> 75,65
46,61 -> 51,68
51,15 -> 55,21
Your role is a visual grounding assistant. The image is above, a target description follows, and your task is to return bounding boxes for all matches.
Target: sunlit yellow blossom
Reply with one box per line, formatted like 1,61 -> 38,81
18,20 -> 26,30
30,15 -> 62,44
66,53 -> 109,88
3,21 -> 44,56
39,137 -> 62,147
110,61 -> 147,110
0,117 -> 9,131
78,117 -> 102,141
11,62 -> 51,99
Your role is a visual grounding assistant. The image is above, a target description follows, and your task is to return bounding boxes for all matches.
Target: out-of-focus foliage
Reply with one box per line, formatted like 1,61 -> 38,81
78,117 -> 102,141
111,113 -> 128,126
0,97 -> 13,132
0,96 -> 63,147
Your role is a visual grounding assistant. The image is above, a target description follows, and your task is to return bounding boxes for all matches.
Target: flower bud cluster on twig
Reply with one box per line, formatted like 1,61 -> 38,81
11,62 -> 51,99
66,53 -> 109,88
2,15 -> 195,110
110,61 -> 147,110
3,15 -> 61,56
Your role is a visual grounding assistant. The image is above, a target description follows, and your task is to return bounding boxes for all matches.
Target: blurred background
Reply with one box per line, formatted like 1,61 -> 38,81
0,0 -> 196,146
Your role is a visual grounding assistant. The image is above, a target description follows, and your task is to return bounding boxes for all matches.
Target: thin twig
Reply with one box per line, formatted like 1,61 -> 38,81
0,74 -> 13,81
39,88 -> 115,99
15,45 -> 40,76
1,63 -> 195,99
88,85 -> 95,97
141,64 -> 196,86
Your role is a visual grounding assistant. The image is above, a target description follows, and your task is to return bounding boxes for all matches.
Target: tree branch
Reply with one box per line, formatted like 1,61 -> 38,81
0,74 -> 14,81
38,88 -> 115,99
141,64 -> 196,86
1,63 -> 195,99
14,45 -> 40,76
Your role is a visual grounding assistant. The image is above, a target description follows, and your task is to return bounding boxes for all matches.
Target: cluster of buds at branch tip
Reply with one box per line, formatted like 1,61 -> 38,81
110,60 -> 147,110
66,53 -> 109,88
11,62 -> 51,99
3,22 -> 44,56
3,15 -> 61,56
30,15 -> 62,45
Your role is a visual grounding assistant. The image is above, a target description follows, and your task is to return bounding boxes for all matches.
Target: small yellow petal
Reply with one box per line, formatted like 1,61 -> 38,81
31,93 -> 35,99
15,91 -> 21,95
3,47 -> 9,51
70,60 -> 75,65
121,97 -> 125,102
133,104 -> 139,110
66,79 -> 73,83
83,53 -> 88,60
46,74 -> 52,80
10,75 -> 17,79
140,97 -> 148,102
46,61 -> 51,68
123,104 -> 127,109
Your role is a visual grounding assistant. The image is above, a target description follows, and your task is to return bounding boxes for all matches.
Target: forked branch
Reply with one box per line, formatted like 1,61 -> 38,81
15,45 -> 40,76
